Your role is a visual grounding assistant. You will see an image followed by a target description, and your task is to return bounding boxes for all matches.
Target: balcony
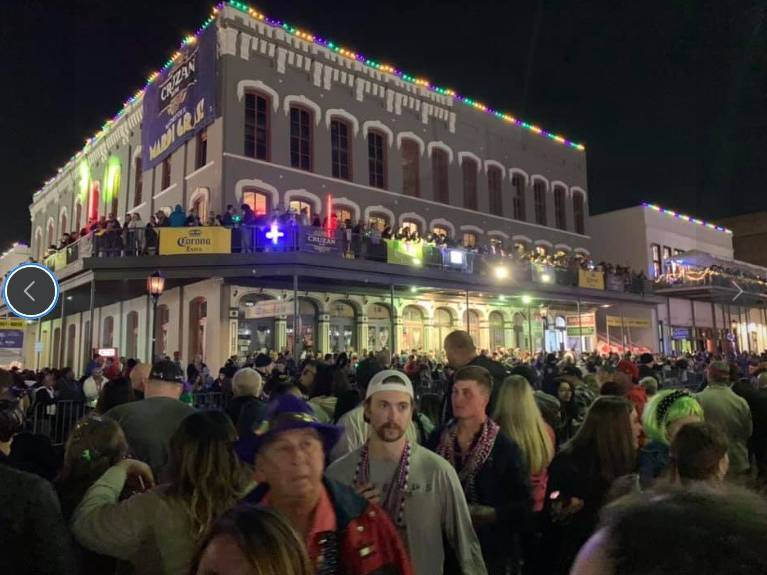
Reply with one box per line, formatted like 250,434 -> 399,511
43,224 -> 651,297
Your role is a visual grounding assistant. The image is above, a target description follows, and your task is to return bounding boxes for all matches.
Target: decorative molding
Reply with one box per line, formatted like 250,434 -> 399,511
427,141 -> 454,163
364,204 -> 396,225
484,160 -> 506,177
283,95 -> 321,125
429,218 -> 455,236
396,132 -> 425,155
460,224 -> 485,234
362,121 -> 394,146
237,80 -> 281,112
332,197 -> 361,222
487,230 -> 510,239
284,189 -> 322,214
509,168 -> 530,184
458,151 -> 482,172
398,212 -> 427,230
325,109 -> 360,136
234,178 -> 279,209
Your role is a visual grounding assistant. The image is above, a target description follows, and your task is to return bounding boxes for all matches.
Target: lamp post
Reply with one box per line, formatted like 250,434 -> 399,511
147,271 -> 165,363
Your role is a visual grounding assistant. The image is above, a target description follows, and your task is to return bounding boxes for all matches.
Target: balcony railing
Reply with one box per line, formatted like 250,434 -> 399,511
655,267 -> 767,297
42,224 -> 651,295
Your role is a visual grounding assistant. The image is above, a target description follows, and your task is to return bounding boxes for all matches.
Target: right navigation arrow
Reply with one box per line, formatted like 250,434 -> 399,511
732,280 -> 744,302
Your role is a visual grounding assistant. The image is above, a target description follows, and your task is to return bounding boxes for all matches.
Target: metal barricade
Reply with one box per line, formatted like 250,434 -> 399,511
28,400 -> 89,446
193,391 -> 230,411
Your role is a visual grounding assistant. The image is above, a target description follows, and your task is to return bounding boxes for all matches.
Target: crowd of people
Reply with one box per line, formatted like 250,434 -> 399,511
3,335 -> 767,574
39,205 -> 647,288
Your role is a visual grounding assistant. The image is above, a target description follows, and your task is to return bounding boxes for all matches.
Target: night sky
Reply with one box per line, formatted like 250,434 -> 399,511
1,0 -> 765,250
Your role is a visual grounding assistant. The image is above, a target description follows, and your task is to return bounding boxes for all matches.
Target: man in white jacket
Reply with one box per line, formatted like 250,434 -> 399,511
83,367 -> 106,409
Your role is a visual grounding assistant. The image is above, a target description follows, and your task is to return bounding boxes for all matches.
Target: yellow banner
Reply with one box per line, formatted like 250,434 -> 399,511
0,319 -> 25,329
607,315 -> 651,329
578,269 -> 605,290
159,227 -> 231,255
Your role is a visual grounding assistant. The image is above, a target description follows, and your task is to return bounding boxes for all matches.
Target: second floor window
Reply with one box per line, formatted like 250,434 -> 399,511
330,119 -> 351,180
432,149 -> 449,204
554,186 -> 566,230
573,192 -> 585,234
244,92 -> 270,160
161,156 -> 171,190
534,180 -> 547,226
401,139 -> 420,197
195,128 -> 208,169
368,131 -> 387,189
651,243 -> 662,277
133,156 -> 143,207
463,232 -> 478,248
512,174 -> 526,220
488,166 -> 503,216
243,190 -> 269,216
462,159 -> 478,210
290,107 -> 312,171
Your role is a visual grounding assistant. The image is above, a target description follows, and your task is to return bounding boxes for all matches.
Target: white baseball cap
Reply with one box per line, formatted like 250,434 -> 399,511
365,369 -> 414,400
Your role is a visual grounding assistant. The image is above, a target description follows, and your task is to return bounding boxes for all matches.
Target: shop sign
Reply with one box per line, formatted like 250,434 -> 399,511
578,269 -> 605,290
671,327 -> 691,340
607,315 -> 651,329
159,227 -> 231,255
566,313 -> 596,336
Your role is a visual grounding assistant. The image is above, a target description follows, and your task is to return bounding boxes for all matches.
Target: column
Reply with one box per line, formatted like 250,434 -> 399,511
504,321 -> 515,350
394,316 -> 404,355
422,318 -> 433,354
357,315 -> 368,355
275,317 -> 287,352
318,313 -> 330,355
228,312 -> 239,357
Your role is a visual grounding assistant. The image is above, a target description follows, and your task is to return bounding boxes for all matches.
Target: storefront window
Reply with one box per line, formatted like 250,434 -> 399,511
330,301 -> 356,353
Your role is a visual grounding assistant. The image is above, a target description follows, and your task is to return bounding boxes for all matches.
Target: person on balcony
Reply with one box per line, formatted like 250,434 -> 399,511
185,209 -> 201,227
169,205 -> 186,227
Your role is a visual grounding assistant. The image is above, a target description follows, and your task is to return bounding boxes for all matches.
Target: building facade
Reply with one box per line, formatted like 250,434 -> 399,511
590,203 -> 767,355
717,211 -> 767,268
16,4 -> 658,374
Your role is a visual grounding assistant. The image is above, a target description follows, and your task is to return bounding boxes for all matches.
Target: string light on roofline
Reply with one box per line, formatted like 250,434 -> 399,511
641,202 -> 732,234
35,0 -> 584,198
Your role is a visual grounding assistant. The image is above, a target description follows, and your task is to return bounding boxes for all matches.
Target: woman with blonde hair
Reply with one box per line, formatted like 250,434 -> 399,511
72,411 -> 252,575
192,506 -> 312,575
493,375 -> 555,512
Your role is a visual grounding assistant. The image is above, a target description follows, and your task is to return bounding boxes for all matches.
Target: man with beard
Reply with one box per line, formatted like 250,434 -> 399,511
328,370 -> 486,575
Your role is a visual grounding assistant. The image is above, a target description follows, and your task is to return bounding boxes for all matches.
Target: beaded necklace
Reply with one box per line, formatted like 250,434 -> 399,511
436,418 -> 499,503
354,440 -> 412,527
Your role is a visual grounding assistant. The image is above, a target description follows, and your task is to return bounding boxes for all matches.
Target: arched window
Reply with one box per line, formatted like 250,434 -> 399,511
573,191 -> 585,234
554,186 -> 567,230
512,174 -> 526,221
289,200 -> 313,219
52,327 -> 61,369
535,245 -> 548,257
367,304 -> 391,351
104,156 -> 121,218
191,192 -> 208,220
463,232 -> 477,249
401,139 -> 420,197
489,311 -> 505,351
242,189 -> 270,216
401,220 -> 421,235
47,221 -> 55,248
368,130 -> 387,189
432,226 -> 450,239
462,158 -> 478,210
432,149 -> 449,204
290,106 -> 313,171
330,301 -> 356,353
401,306 -> 424,352
155,305 -> 169,356
102,316 -> 114,348
513,312 -> 526,349
434,308 -> 454,350
368,213 -> 389,231
125,311 -> 139,359
239,294 -> 275,356
245,91 -> 271,161
74,202 -> 83,232
336,207 -> 352,225
488,166 -> 503,216
330,118 -> 352,180
287,299 -> 317,355
189,297 -> 207,361
66,324 -> 76,369
60,213 -> 68,238
534,180 -> 547,226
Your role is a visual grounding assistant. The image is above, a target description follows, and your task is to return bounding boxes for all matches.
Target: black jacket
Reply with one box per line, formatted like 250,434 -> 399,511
427,426 -> 532,573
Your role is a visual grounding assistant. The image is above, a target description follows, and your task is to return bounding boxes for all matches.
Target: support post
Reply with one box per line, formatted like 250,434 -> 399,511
293,273 -> 299,358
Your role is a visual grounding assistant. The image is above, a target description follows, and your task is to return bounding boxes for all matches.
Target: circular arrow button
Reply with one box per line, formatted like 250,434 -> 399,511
2,263 -> 60,320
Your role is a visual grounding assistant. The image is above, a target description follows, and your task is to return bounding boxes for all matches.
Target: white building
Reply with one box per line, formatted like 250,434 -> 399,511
590,203 -> 767,355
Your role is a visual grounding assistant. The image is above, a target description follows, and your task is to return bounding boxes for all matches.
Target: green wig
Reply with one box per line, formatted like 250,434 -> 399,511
642,389 -> 704,445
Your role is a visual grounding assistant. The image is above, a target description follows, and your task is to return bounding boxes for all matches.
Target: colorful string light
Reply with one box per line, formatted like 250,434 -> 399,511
226,0 -> 584,152
642,202 -> 732,234
35,0 -> 585,199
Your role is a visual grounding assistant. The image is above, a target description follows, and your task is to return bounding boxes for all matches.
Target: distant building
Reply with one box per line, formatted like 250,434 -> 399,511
717,212 -> 767,268
591,203 -> 767,355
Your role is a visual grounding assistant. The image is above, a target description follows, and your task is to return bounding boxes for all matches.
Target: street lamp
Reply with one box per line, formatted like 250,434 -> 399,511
147,271 -> 165,363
